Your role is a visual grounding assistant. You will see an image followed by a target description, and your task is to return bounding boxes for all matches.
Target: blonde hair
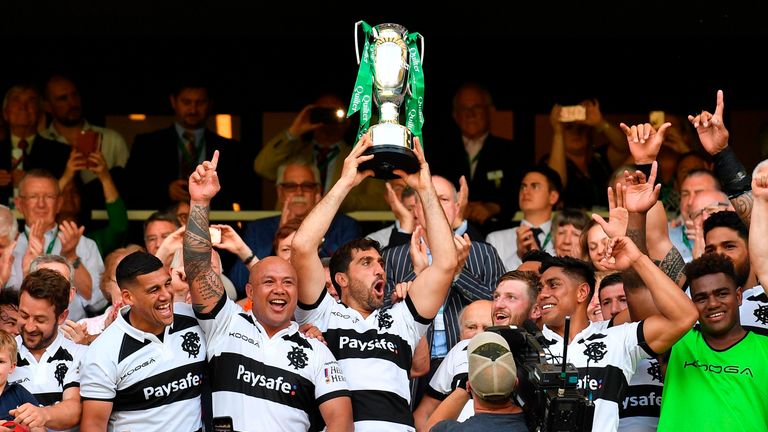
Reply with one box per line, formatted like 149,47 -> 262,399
0,330 -> 18,362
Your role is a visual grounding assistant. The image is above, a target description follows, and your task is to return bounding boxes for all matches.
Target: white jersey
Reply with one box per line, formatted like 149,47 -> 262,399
427,338 -> 474,421
296,289 -> 430,431
542,320 -> 653,432
618,358 -> 662,432
10,332 -> 86,432
740,285 -> 768,336
195,295 -> 350,432
80,304 -> 206,432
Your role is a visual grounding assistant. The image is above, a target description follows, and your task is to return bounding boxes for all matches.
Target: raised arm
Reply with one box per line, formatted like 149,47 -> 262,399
749,160 -> 768,283
583,99 -> 629,169
183,151 -> 226,314
689,90 -> 753,225
292,135 -> 375,304
601,236 -> 697,354
394,141 -> 458,320
547,104 -> 568,187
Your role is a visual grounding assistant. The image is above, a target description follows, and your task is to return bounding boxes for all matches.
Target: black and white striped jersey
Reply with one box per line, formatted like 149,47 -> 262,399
426,338 -> 474,421
80,304 -> 206,432
195,295 -> 350,432
296,289 -> 431,432
740,285 -> 768,336
11,331 -> 86,432
618,357 -> 662,432
542,320 -> 654,432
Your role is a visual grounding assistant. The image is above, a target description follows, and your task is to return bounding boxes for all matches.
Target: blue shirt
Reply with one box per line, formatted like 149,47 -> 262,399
0,383 -> 39,421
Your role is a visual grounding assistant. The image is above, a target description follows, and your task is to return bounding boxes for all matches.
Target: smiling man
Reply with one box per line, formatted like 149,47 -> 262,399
658,253 -> 768,431
79,251 -> 207,432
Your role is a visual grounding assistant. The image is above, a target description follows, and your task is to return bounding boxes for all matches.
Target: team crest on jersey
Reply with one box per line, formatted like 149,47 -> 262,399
647,360 -> 662,382
287,346 -> 308,370
181,331 -> 201,358
753,305 -> 768,325
54,363 -> 68,388
377,310 -> 393,330
581,333 -> 608,362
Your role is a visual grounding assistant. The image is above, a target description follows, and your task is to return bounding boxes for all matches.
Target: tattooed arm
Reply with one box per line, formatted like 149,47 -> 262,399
731,191 -> 753,227
183,151 -> 226,315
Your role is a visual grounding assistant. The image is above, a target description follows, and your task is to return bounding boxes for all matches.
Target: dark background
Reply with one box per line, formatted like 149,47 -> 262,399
4,2 -> 768,163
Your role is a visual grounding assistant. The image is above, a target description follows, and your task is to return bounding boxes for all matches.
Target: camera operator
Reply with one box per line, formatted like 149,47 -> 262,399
537,242 -> 696,431
426,332 -> 528,431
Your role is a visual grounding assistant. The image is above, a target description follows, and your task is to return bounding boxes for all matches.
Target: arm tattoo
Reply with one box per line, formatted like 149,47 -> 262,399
184,204 -> 225,312
626,228 -> 648,256
659,246 -> 686,286
730,191 -> 753,227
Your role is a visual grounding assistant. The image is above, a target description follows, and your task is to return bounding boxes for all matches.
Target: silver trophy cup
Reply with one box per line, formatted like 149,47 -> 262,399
356,22 -> 423,178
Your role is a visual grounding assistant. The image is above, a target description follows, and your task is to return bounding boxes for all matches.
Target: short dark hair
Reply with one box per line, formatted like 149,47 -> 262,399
703,211 -> 748,242
144,211 -> 181,234
682,169 -> 722,191
598,272 -> 623,293
170,77 -> 212,98
684,253 -> 737,289
539,256 -> 596,299
522,165 -> 563,195
20,269 -> 70,317
0,290 -> 19,310
329,238 -> 381,296
116,252 -> 164,289
520,249 -> 552,265
620,269 -> 646,291
496,271 -> 541,310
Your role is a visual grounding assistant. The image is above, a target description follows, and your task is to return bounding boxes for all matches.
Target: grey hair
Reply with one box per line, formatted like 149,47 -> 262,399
276,157 -> 321,185
30,255 -> 75,286
0,205 -> 17,241
2,85 -> 41,111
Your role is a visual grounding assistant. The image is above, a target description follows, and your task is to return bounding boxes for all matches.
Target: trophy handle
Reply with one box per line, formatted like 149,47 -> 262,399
354,21 -> 363,65
418,33 -> 425,64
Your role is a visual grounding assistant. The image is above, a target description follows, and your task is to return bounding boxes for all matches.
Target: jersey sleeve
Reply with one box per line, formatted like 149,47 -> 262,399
193,294 -> 237,343
389,296 -> 432,353
621,321 -> 654,373
295,288 -> 335,331
427,341 -> 469,400
80,341 -> 118,401
311,340 -> 351,406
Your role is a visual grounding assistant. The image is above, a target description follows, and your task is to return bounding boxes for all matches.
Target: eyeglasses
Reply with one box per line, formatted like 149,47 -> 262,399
279,182 -> 319,192
19,194 -> 58,202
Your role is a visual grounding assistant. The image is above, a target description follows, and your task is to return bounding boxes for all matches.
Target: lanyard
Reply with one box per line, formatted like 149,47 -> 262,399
24,227 -> 58,255
681,225 -> 692,251
540,231 -> 552,250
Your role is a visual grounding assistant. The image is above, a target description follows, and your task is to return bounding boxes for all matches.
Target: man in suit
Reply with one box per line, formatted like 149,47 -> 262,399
125,80 -> 254,211
253,93 -> 386,212
428,83 -> 530,233
382,175 -> 505,367
0,85 -> 70,205
229,159 -> 360,296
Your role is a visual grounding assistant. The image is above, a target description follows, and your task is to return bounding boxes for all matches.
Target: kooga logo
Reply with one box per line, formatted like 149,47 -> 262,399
684,360 -> 754,378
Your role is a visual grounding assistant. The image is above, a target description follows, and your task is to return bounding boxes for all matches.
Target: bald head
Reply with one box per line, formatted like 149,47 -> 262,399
249,256 -> 297,283
689,190 -> 733,221
459,299 -> 493,340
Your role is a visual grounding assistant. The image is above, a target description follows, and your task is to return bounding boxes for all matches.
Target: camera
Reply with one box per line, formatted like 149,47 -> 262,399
309,107 -> 345,125
559,105 -> 586,123
487,323 -> 594,432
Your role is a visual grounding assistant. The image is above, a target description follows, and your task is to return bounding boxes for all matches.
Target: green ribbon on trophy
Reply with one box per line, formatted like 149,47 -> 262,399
347,21 -> 425,146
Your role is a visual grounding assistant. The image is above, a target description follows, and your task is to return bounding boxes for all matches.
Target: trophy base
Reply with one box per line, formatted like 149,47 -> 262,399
359,145 -> 419,179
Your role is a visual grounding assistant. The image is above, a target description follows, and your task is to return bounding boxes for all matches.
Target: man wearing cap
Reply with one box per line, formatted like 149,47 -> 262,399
426,331 -> 528,431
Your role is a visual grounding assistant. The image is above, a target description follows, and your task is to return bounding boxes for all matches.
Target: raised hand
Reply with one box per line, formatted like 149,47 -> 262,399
393,137 -> 431,191
581,99 -> 604,127
549,104 -> 563,132
601,236 -> 643,271
619,122 -> 672,164
338,134 -> 375,188
516,225 -> 539,259
754,163 -> 768,201
57,220 -> 84,261
299,322 -> 326,345
390,281 -> 414,304
155,226 -> 186,263
453,233 -> 471,279
288,104 -> 324,137
689,90 -> 729,156
86,151 -> 109,178
211,224 -> 253,262
60,149 -> 87,186
455,175 -> 469,228
622,161 -> 661,214
0,240 -> 16,287
409,225 -> 428,275
385,182 -> 414,232
22,221 -> 44,275
592,184 -> 629,238
188,150 -> 220,202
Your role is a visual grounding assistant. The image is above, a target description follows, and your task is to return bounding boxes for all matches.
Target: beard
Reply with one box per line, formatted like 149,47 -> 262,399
347,278 -> 383,312
21,323 -> 58,352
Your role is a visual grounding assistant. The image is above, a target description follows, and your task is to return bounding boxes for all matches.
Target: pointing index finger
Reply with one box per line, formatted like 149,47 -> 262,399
211,150 -> 219,170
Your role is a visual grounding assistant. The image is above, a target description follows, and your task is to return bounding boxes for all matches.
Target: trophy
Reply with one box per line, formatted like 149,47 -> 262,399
347,21 -> 425,179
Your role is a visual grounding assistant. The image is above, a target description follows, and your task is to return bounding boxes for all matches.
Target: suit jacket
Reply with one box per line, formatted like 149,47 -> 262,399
228,214 -> 361,296
429,134 -> 530,225
0,135 -> 70,204
125,125 -> 255,210
382,240 -> 505,353
254,130 -> 388,212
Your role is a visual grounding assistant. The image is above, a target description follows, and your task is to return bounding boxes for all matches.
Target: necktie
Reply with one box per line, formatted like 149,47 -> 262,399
181,132 -> 196,177
530,227 -> 544,250
13,139 -> 28,170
